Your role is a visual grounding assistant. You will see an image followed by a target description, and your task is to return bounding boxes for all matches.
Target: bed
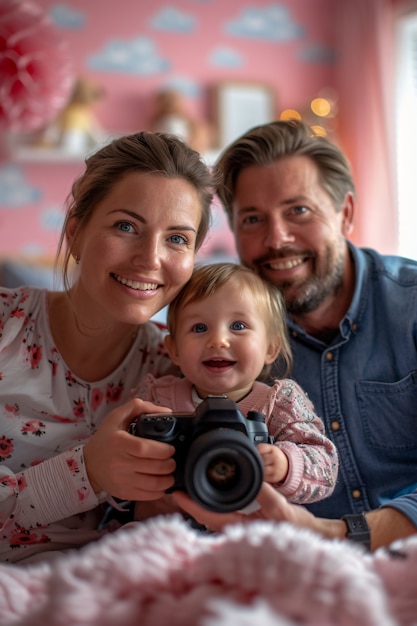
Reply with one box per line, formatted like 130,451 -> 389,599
0,515 -> 415,626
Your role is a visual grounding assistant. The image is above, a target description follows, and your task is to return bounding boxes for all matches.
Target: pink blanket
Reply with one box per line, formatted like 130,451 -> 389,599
0,516 -> 416,626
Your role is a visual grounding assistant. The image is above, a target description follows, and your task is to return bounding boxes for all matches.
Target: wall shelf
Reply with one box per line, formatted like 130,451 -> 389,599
13,146 -> 85,163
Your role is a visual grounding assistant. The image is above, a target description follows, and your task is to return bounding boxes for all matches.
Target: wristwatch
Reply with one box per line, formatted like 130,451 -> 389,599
341,513 -> 371,550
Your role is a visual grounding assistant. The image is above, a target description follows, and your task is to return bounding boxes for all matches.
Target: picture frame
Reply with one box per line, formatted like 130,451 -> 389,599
213,81 -> 276,148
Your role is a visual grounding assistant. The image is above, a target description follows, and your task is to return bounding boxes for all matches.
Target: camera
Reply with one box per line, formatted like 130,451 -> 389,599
129,395 -> 273,513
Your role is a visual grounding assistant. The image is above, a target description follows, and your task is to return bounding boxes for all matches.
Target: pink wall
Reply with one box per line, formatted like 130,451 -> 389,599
26,0 -> 336,135
0,0 -> 349,258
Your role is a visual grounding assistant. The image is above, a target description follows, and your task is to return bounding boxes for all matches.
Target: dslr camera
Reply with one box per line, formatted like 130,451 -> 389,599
129,395 -> 273,513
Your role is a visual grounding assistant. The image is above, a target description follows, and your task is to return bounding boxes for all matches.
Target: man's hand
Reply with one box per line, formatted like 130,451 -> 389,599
173,482 -> 417,552
172,482 -> 314,532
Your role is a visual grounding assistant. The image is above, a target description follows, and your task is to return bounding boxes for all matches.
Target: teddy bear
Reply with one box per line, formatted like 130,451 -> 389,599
149,88 -> 212,155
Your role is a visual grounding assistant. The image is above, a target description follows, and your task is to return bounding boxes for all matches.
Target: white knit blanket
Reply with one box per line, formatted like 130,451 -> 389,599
0,516 -> 416,626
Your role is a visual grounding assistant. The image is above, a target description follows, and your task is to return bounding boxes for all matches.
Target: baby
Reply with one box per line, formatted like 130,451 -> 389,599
135,262 -> 338,517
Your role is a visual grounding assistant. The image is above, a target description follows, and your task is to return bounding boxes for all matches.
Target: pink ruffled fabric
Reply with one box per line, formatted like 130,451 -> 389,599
0,0 -> 73,131
0,516 -> 416,626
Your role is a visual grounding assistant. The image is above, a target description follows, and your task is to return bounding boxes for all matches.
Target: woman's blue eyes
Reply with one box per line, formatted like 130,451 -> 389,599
115,222 -> 188,244
117,221 -> 134,232
169,234 -> 187,245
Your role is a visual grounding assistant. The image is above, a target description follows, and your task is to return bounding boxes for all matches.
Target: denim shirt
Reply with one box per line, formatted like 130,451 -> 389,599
281,242 -> 417,525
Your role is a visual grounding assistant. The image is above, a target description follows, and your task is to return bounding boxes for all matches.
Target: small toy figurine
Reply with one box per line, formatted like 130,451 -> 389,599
39,77 -> 105,155
149,88 -> 212,154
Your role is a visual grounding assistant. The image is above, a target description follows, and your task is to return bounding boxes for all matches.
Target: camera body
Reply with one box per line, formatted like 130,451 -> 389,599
129,395 -> 273,513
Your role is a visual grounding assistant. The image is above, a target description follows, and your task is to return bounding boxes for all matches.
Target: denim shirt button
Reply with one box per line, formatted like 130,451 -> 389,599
325,352 -> 334,361
352,322 -> 358,331
331,420 -> 340,431
352,489 -> 362,499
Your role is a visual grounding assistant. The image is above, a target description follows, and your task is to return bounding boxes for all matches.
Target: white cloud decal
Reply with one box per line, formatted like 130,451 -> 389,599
150,7 -> 196,33
0,165 -> 41,207
161,76 -> 201,98
88,37 -> 170,75
209,46 -> 243,68
48,4 -> 85,29
226,4 -> 303,41
41,207 -> 65,231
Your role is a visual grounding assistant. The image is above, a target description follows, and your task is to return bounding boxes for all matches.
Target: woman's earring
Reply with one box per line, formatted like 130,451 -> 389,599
74,254 -> 80,265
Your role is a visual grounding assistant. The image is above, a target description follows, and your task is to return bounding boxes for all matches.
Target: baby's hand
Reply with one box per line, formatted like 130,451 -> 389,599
256,443 -> 289,484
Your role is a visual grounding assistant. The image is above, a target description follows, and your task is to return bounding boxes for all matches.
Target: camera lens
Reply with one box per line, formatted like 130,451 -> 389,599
184,429 -> 264,513
206,453 -> 239,489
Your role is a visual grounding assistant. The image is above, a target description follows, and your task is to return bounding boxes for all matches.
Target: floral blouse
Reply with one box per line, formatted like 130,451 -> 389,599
0,287 -> 176,563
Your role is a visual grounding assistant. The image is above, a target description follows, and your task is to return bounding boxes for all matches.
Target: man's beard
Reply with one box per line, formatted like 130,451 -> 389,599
256,244 -> 345,316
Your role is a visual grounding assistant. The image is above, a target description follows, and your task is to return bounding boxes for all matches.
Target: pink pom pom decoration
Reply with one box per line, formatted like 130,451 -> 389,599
0,0 -> 74,131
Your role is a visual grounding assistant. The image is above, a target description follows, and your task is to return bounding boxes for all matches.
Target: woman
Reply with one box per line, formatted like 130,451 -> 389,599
0,131 -> 218,563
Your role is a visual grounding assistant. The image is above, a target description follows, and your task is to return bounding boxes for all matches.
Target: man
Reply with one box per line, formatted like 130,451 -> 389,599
177,120 -> 417,551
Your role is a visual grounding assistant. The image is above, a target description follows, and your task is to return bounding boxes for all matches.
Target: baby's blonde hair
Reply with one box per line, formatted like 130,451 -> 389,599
167,262 -> 292,380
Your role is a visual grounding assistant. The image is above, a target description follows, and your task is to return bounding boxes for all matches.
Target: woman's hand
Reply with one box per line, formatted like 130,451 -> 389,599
83,398 -> 176,501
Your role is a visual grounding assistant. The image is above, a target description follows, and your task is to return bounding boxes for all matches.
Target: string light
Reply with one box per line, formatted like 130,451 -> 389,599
280,109 -> 302,121
311,97 -> 332,117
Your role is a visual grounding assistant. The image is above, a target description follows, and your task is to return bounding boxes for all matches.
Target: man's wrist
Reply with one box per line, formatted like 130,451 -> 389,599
311,515 -> 371,548
341,512 -> 371,550
366,506 -> 416,550
310,515 -> 346,542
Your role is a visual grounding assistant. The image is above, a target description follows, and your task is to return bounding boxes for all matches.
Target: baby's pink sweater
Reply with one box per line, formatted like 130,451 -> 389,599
138,375 -> 338,504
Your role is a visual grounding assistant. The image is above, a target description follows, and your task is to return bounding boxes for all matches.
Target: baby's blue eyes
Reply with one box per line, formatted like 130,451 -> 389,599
231,321 -> 246,330
191,321 -> 246,333
192,323 -> 207,333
